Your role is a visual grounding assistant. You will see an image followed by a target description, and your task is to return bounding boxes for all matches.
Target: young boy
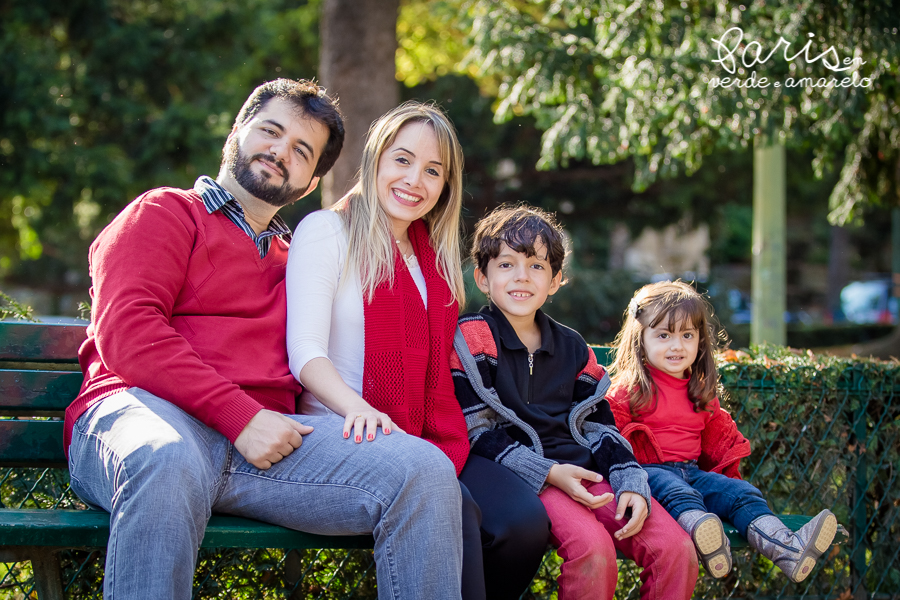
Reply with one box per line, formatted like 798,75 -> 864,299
451,205 -> 698,600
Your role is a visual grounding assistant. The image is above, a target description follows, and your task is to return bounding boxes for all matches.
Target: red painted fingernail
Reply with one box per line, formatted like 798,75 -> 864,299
385,429 -> 391,434
344,431 -> 349,439
367,434 -> 374,441
355,435 -> 361,442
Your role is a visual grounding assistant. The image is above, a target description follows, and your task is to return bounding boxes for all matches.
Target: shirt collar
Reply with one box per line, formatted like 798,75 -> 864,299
193,176 -> 292,241
647,363 -> 691,387
481,303 -> 556,355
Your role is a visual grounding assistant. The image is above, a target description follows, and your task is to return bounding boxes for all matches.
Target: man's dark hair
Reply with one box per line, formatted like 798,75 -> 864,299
232,78 -> 345,178
471,204 -> 568,278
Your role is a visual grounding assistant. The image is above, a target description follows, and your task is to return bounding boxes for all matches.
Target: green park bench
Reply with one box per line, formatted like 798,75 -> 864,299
0,321 -> 373,599
0,321 -> 841,598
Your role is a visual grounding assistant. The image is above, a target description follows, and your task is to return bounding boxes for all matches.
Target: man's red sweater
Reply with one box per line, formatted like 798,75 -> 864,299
64,187 -> 303,453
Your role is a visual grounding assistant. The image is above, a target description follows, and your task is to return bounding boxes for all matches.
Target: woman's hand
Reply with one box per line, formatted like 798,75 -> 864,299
298,358 -> 405,442
612,492 -> 649,540
343,407 -> 404,443
546,464 -> 614,509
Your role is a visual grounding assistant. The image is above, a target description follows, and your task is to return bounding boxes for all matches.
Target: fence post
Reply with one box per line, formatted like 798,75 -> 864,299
851,370 -> 868,600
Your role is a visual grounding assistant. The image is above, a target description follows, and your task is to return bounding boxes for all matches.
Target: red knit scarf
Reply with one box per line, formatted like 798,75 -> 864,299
362,219 -> 470,474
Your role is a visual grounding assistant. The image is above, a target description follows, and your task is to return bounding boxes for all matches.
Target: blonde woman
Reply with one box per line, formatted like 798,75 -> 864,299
286,101 -> 550,599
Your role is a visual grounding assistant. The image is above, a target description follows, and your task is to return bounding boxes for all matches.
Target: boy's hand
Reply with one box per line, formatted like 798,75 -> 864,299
613,492 -> 649,540
546,464 -> 614,509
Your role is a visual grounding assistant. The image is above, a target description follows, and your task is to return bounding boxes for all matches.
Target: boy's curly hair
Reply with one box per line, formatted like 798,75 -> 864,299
470,204 -> 568,278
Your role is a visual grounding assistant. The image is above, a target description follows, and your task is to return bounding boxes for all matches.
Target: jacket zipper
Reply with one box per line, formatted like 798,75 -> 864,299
526,352 -> 534,403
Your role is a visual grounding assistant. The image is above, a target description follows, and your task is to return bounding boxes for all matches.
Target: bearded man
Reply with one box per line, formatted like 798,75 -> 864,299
65,79 -> 463,600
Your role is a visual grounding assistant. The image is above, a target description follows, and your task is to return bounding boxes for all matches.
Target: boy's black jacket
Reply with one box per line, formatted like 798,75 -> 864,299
451,305 -> 651,507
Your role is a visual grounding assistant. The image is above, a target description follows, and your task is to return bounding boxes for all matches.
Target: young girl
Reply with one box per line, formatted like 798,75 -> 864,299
607,281 -> 837,582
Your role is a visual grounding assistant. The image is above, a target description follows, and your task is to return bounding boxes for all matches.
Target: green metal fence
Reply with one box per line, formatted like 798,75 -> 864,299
702,349 -> 900,600
2,347 -> 898,599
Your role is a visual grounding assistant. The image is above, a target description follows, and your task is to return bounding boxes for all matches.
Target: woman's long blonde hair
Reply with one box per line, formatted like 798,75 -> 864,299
331,101 -> 465,304
608,280 -> 721,415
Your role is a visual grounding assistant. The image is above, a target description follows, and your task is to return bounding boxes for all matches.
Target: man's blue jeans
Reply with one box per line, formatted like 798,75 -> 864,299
68,388 -> 463,600
643,461 -> 773,537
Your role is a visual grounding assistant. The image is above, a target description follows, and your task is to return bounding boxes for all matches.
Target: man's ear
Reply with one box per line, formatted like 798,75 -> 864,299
300,176 -> 320,198
473,267 -> 490,295
547,271 -> 563,296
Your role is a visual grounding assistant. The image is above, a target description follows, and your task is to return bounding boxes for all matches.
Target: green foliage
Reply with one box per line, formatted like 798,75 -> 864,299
406,75 -> 854,338
0,291 -> 37,322
77,300 -> 91,321
0,467 -> 83,510
190,548 -> 378,599
454,0 -> 899,223
0,0 -> 322,287
397,0 -> 471,86
713,346 -> 900,596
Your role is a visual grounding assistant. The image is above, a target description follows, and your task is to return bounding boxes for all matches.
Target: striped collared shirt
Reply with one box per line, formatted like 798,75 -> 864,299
193,176 -> 292,258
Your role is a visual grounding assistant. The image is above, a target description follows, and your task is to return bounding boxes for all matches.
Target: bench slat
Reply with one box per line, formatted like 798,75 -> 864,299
590,345 -> 615,366
0,370 -> 81,415
0,323 -> 86,362
0,420 -> 66,467
0,510 -> 375,550
0,508 -> 842,552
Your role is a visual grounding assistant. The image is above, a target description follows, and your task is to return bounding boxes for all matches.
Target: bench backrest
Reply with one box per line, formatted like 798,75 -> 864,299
0,322 -> 86,468
0,321 -> 616,469
592,345 -> 615,367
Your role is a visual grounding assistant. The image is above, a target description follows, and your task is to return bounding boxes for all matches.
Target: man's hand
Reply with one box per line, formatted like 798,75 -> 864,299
613,492 -> 649,540
546,464 -> 615,509
234,410 -> 314,469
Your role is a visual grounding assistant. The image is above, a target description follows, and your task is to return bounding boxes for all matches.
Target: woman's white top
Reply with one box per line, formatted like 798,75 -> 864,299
285,210 -> 427,415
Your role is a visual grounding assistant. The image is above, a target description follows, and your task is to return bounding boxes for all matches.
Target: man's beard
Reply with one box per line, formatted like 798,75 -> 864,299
227,143 -> 310,208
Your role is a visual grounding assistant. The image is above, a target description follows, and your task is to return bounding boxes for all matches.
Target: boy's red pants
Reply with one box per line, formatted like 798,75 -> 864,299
540,480 -> 699,600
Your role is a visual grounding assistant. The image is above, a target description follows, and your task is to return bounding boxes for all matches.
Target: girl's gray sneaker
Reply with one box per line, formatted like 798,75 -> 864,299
679,511 -> 732,578
747,509 -> 838,583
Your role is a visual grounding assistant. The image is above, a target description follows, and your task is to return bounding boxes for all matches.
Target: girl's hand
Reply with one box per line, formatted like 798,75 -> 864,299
613,492 -> 649,540
546,464 -> 614,509
342,407 -> 404,443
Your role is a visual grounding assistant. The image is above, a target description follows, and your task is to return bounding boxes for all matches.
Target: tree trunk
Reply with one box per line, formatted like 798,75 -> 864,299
319,0 -> 400,206
751,136 -> 786,346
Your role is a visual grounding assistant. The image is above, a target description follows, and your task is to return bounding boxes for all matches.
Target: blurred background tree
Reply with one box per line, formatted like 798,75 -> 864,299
396,0 -> 899,349
1,0 -> 897,353
0,0 -> 321,311
450,0 -> 899,220
319,0 -> 400,205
